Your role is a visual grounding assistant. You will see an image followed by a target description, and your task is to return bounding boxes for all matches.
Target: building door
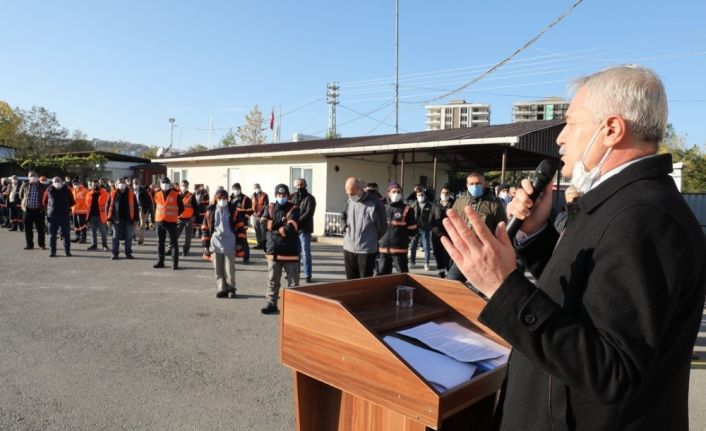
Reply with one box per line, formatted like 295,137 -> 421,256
228,168 -> 240,190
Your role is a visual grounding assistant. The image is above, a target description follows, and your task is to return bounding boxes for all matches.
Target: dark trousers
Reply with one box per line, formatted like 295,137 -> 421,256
432,233 -> 451,274
376,252 -> 408,275
23,208 -> 46,248
253,216 -> 266,247
73,214 -> 87,241
237,236 -> 250,262
48,215 -> 71,254
157,222 -> 179,265
112,222 -> 134,257
9,202 -> 23,230
343,250 -> 376,279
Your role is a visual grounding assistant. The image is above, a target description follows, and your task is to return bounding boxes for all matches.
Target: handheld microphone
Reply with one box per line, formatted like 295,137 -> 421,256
505,159 -> 559,239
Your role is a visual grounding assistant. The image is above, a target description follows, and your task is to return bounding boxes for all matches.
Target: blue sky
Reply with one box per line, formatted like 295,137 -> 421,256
2,0 -> 705,151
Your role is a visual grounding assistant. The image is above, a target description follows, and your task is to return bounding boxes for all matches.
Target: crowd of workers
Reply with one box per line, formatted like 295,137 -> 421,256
1,169 -> 517,314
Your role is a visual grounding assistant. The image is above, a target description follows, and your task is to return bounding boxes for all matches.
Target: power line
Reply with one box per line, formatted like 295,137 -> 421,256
424,0 -> 584,103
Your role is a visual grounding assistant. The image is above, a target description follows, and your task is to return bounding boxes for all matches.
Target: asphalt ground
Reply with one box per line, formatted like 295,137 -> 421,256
0,226 -> 704,430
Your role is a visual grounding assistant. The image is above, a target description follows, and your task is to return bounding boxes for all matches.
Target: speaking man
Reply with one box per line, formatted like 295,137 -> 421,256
442,65 -> 706,430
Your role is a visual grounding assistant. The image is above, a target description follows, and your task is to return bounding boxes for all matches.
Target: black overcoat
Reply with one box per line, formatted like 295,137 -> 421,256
479,154 -> 706,430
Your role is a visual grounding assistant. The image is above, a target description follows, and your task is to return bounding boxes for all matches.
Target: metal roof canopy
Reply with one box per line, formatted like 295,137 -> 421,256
158,119 -> 564,173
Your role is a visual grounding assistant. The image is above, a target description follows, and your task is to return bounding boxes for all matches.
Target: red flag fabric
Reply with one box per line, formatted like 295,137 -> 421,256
269,109 -> 275,130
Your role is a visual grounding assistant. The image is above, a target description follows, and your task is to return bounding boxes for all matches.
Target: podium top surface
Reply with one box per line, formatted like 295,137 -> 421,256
280,274 -> 509,428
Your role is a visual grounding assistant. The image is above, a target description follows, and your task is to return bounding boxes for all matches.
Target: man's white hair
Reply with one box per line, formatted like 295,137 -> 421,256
572,65 -> 668,144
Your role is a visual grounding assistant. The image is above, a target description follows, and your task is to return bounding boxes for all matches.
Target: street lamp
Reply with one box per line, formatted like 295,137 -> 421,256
168,118 -> 176,153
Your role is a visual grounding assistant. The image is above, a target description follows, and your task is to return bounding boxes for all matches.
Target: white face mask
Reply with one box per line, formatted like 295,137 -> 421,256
161,183 -> 170,192
232,189 -> 241,196
217,199 -> 228,208
440,193 -> 449,202
389,192 -> 401,203
53,182 -> 63,189
349,193 -> 362,203
569,124 -> 612,194
181,185 -> 188,191
254,188 -> 261,194
12,179 -> 18,184
29,176 -> 38,183
417,196 -> 425,203
117,183 -> 127,191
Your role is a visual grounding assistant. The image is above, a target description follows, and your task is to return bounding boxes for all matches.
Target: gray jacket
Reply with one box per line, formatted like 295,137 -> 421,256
342,192 -> 387,253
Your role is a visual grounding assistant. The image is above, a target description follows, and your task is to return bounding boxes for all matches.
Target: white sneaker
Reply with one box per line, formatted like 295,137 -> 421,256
409,262 -> 416,269
424,264 -> 430,271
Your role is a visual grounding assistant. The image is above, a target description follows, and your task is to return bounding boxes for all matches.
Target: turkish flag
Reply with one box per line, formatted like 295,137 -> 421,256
269,108 -> 275,130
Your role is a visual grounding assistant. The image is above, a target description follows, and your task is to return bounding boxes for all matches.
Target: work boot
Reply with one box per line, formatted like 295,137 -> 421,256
260,303 -> 279,315
216,291 -> 229,299
153,261 -> 165,268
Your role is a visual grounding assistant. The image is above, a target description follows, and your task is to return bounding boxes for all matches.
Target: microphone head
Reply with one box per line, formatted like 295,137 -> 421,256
535,159 -> 559,182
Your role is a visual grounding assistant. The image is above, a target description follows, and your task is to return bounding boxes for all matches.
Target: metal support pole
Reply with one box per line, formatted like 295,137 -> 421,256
432,154 -> 437,190
400,153 -> 405,190
395,0 -> 399,134
501,148 -> 508,184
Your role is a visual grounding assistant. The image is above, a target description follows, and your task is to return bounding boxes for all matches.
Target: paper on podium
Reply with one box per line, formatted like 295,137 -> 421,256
398,321 -> 508,366
383,336 -> 477,393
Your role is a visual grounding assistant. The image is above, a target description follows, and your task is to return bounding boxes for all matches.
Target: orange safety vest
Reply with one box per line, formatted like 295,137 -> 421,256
107,189 -> 136,222
85,188 -> 109,224
72,186 -> 89,215
180,192 -> 194,219
155,189 -> 180,223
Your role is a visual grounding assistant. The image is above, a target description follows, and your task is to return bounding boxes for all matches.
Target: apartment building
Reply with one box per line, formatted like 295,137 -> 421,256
425,100 -> 490,130
512,97 -> 569,122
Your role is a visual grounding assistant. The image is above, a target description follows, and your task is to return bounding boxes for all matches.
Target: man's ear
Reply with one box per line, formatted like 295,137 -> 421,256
602,115 -> 627,148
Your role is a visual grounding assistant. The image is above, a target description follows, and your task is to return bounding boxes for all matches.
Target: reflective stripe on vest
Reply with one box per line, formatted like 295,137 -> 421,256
155,190 -> 179,222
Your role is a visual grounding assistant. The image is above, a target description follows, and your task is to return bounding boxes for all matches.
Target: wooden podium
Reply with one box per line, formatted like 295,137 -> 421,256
280,274 -> 510,431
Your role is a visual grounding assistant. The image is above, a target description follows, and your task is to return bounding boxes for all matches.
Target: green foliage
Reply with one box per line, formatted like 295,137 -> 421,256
20,153 -> 107,172
236,105 -> 265,146
0,100 -> 21,145
220,130 -> 236,147
660,124 -> 706,192
11,106 -> 69,160
185,144 -> 209,154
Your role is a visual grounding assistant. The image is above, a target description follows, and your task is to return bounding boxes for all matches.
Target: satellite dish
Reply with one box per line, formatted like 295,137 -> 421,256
156,147 -> 165,157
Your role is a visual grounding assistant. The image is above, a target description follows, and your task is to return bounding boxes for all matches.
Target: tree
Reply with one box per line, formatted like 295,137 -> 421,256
0,100 -> 21,146
185,144 -> 209,154
11,105 -> 68,160
659,124 -> 706,192
236,105 -> 266,146
140,146 -> 160,159
220,130 -> 236,147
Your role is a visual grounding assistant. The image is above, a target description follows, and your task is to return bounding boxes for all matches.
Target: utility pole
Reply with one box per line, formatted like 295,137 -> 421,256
208,113 -> 213,149
168,117 -> 176,153
327,82 -> 339,139
395,0 -> 400,134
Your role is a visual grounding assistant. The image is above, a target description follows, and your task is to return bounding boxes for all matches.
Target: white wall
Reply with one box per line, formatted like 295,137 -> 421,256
163,152 -> 452,236
164,156 -> 329,235
325,155 -> 450,213
103,161 -> 139,180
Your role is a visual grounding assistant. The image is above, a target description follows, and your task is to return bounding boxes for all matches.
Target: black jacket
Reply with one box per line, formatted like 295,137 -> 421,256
430,197 -> 454,237
479,154 -> 706,430
261,201 -> 300,261
410,199 -> 433,231
134,186 -> 153,212
290,189 -> 316,234
378,201 -> 417,254
44,186 -> 75,218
